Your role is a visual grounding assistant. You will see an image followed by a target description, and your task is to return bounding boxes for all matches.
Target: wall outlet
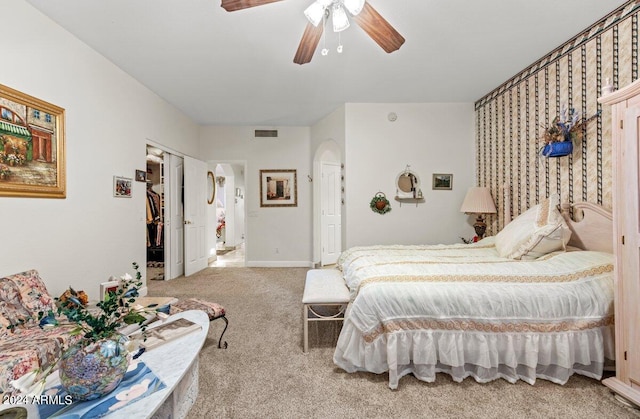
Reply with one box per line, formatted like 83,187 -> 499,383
275,248 -> 279,254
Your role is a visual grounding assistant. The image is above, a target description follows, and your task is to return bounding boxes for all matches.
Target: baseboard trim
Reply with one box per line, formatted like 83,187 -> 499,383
246,261 -> 314,268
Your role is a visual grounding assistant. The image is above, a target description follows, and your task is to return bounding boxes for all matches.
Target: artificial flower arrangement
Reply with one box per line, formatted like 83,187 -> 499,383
539,106 -> 600,158
541,106 -> 601,143
8,262 -> 159,399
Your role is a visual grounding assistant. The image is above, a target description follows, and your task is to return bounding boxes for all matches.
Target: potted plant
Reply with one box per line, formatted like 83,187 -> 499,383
9,263 -> 156,401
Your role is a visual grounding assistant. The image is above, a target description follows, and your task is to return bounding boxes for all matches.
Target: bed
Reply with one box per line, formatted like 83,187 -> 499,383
332,195 -> 615,389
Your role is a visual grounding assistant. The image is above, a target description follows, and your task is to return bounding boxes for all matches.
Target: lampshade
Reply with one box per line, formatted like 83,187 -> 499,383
343,0 -> 365,15
332,4 -> 350,32
460,187 -> 497,214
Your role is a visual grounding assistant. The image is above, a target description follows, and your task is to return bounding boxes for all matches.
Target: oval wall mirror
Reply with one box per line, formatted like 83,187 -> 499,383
207,171 -> 216,205
396,170 -> 420,199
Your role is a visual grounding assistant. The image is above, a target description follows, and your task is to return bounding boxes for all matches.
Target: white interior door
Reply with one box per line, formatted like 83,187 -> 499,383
184,156 -> 208,276
321,162 -> 342,265
167,154 -> 184,280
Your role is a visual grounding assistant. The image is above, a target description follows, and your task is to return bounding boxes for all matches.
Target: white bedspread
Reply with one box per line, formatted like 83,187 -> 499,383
333,239 -> 615,389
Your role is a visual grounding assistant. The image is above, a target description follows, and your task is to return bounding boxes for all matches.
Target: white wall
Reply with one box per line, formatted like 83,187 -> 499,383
1,1 -> 199,296
199,126 -> 312,266
343,103 -> 476,247
310,106 -> 346,155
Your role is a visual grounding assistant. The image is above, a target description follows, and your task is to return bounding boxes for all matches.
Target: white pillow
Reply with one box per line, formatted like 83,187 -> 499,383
495,194 -> 572,260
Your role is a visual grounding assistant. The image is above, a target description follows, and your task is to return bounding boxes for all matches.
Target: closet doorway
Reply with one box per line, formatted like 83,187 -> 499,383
146,146 -> 167,280
146,145 -> 186,281
146,144 -> 209,280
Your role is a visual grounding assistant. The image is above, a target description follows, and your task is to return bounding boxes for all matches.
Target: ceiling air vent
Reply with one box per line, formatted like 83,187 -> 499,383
254,129 -> 278,138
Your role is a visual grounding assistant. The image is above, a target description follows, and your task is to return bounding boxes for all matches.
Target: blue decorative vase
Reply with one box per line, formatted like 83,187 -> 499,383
540,140 -> 573,157
59,334 -> 131,401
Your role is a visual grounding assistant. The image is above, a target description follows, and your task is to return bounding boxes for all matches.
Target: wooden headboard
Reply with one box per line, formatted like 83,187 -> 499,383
560,202 -> 613,253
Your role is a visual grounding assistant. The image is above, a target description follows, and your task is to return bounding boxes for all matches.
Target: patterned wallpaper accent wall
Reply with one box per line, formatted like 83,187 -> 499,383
475,1 -> 640,235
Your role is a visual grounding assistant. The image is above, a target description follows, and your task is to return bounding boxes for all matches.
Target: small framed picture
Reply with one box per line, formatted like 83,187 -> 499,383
113,176 -> 132,197
100,280 -> 120,301
260,169 -> 297,207
432,173 -> 453,190
135,170 -> 147,182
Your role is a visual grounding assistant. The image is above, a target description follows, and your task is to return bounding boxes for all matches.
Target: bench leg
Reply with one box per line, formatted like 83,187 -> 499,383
303,304 -> 309,353
214,316 -> 228,349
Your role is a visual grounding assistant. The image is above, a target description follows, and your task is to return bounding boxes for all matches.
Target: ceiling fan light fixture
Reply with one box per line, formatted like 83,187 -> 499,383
342,0 -> 365,16
332,4 -> 350,32
304,2 -> 326,26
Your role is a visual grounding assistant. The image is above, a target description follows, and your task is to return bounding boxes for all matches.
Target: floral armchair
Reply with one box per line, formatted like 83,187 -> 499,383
0,270 -> 79,395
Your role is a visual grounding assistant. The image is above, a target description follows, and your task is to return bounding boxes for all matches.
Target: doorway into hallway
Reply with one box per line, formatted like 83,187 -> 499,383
208,162 -> 246,268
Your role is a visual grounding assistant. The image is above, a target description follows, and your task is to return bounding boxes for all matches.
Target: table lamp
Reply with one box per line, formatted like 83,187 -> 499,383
460,187 -> 497,239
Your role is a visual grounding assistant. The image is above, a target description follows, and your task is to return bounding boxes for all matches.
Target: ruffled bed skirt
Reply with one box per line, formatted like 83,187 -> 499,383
333,318 -> 615,389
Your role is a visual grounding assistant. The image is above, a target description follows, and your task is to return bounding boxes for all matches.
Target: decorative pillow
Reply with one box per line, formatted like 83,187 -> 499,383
3,270 -> 55,318
495,194 -> 572,260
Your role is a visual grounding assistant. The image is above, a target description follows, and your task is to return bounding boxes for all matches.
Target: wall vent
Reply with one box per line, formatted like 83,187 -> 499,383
254,129 -> 278,138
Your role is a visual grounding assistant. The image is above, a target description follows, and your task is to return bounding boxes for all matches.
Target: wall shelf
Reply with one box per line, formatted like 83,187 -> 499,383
394,197 -> 425,207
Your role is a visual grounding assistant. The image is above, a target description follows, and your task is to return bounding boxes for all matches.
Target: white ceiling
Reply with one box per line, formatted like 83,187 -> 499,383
25,0 -> 625,126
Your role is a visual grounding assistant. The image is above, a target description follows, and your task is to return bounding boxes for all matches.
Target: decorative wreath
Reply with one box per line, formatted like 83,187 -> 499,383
370,192 -> 391,215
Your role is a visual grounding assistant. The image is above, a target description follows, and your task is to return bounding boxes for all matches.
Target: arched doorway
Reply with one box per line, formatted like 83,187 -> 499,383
313,140 -> 343,266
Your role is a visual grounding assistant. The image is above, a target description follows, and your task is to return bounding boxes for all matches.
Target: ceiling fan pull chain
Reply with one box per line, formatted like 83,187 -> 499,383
337,32 -> 343,54
321,11 -> 329,56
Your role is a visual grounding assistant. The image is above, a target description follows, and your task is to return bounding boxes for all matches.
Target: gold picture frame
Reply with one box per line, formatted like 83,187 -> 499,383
260,169 -> 297,207
0,84 -> 66,198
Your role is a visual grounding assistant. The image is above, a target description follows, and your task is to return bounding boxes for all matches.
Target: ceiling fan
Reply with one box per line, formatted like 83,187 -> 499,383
220,0 -> 405,65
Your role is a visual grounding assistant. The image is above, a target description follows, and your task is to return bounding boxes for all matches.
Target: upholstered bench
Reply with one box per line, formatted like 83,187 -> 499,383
170,298 -> 228,349
302,269 -> 350,353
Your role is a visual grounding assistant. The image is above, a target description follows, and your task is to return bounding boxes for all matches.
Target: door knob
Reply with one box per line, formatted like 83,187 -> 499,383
184,220 -> 192,225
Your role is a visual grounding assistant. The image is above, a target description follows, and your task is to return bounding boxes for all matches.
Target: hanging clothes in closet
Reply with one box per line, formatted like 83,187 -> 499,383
146,183 -> 164,260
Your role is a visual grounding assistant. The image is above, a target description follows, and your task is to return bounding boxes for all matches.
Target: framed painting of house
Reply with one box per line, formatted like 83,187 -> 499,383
0,84 -> 66,198
260,169 -> 297,207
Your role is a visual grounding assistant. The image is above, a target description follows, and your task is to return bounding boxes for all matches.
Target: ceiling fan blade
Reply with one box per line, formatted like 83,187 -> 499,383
221,0 -> 282,12
293,22 -> 324,65
352,2 -> 405,53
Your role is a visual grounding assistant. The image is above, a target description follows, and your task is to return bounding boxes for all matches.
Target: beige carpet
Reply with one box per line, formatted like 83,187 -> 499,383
147,267 -> 640,419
